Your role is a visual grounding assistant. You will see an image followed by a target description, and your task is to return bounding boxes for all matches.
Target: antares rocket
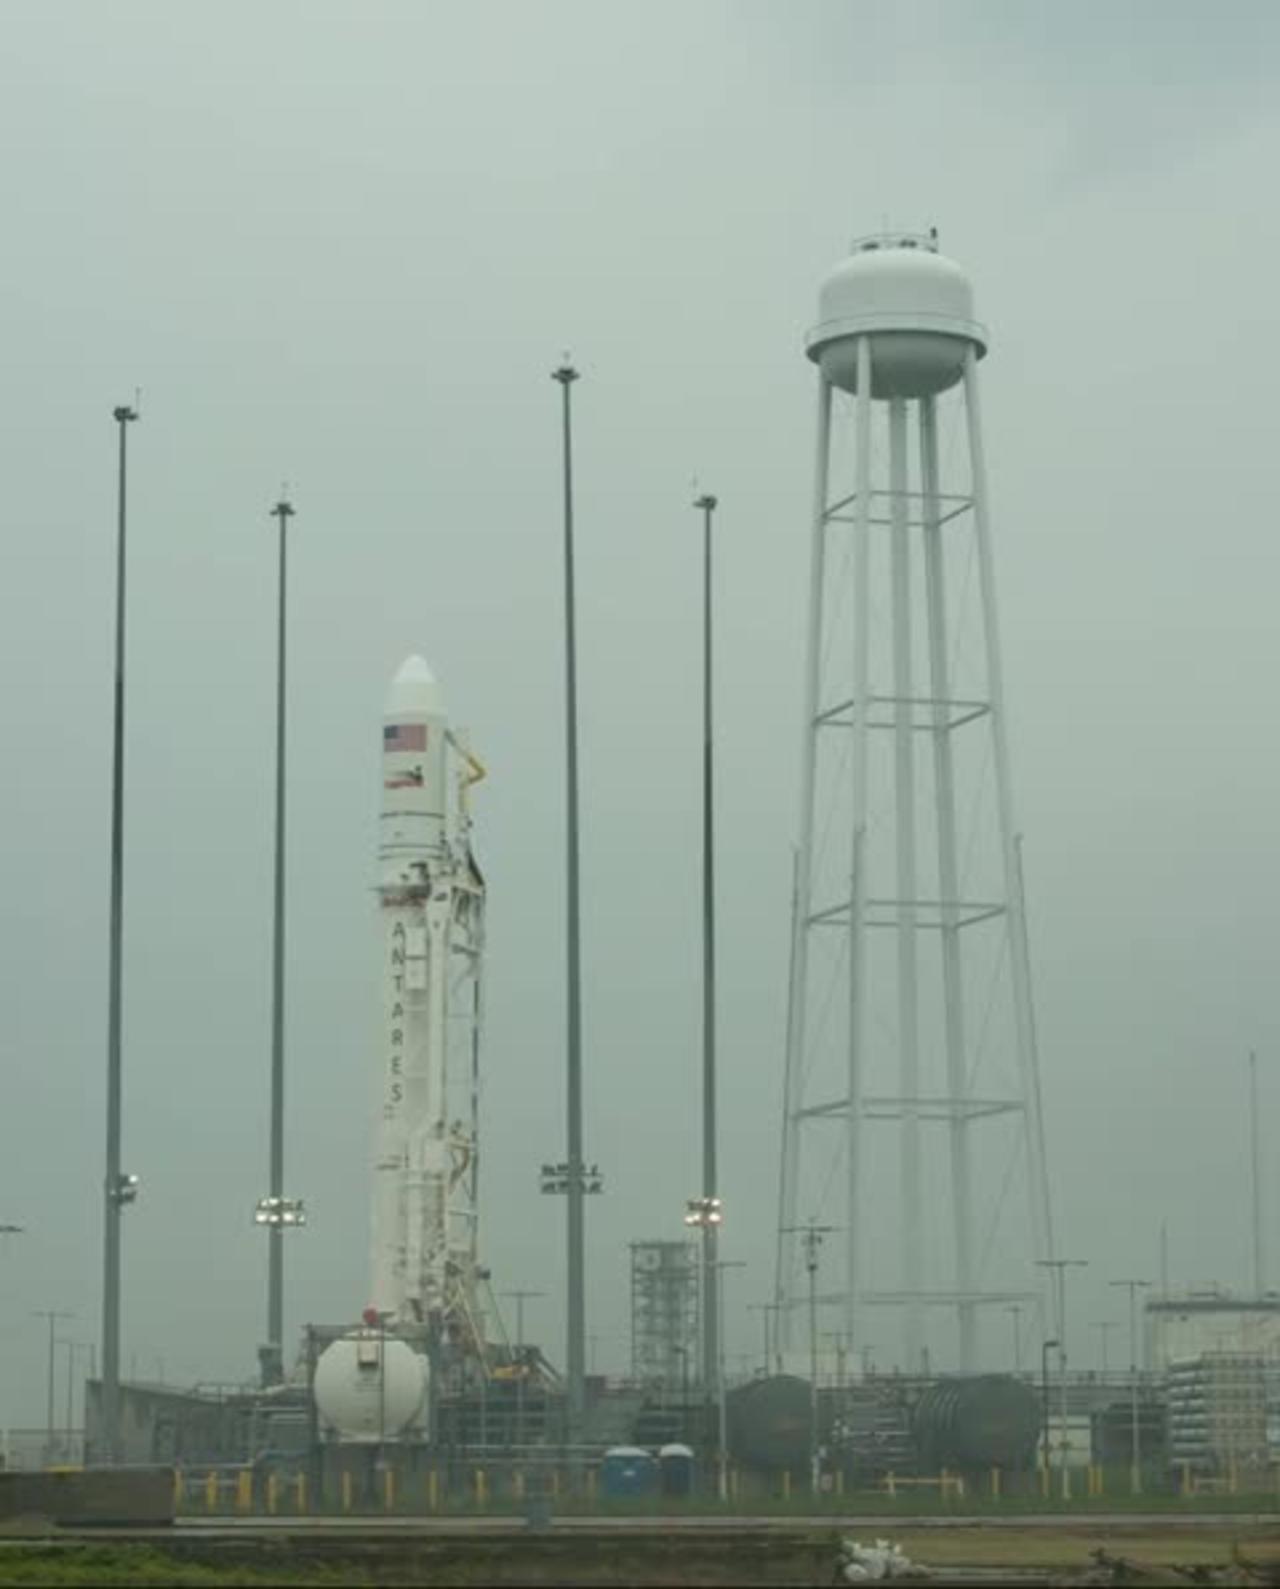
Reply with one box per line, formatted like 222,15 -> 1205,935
372,655 -> 486,1341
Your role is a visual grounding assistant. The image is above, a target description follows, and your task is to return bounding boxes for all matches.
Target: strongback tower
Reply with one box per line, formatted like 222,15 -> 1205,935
775,233 -> 1054,1374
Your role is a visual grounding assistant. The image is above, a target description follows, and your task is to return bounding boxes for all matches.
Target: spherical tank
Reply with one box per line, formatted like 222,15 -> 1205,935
805,233 -> 987,399
313,1329 -> 428,1443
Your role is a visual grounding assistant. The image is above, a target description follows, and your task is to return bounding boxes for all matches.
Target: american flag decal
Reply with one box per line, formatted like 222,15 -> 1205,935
384,723 -> 427,752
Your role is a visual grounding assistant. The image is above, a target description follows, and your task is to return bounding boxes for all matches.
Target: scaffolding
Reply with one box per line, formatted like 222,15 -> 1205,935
629,1241 -> 698,1391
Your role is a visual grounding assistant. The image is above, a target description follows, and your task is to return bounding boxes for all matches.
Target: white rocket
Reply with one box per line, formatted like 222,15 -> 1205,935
371,655 -> 486,1338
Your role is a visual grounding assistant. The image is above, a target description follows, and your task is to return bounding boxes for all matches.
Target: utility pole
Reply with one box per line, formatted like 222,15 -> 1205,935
33,1310 -> 73,1466
1110,1278 -> 1151,1494
102,399 -> 139,1468
1037,1258 -> 1086,1497
1039,1336 -> 1059,1480
551,360 -> 587,1443
784,1221 -> 834,1493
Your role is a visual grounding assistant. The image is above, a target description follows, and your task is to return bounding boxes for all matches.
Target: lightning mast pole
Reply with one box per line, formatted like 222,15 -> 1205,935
696,492 -> 720,1403
101,402 -> 138,1466
552,362 -> 586,1441
262,496 -> 295,1386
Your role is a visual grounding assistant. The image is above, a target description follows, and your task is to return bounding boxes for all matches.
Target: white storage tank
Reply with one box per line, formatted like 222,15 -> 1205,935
805,232 -> 987,399
313,1325 -> 428,1443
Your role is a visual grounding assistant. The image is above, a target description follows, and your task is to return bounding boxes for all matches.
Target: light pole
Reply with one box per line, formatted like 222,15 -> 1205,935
33,1310 -> 73,1466
552,360 -> 587,1443
501,1289 -> 545,1447
694,491 -> 720,1411
102,400 -> 139,1467
783,1220 -> 834,1493
260,494 -> 301,1388
1039,1337 -> 1059,1481
1037,1257 -> 1086,1495
1110,1278 -> 1150,1494
713,1258 -> 746,1502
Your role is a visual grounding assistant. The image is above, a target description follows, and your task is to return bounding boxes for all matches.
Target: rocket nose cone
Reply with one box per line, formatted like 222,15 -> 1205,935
386,653 -> 445,718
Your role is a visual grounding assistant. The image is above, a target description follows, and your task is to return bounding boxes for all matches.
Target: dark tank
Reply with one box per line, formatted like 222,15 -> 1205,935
911,1374 -> 1040,1472
726,1375 -> 813,1473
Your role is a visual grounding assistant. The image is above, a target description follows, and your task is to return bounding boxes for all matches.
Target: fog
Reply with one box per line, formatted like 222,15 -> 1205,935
2,0 -> 1279,1425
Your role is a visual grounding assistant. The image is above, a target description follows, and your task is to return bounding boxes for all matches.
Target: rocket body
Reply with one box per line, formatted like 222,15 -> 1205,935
372,656 -> 484,1332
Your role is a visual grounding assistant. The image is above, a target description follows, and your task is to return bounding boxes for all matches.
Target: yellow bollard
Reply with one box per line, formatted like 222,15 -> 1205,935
990,1467 -> 1000,1500
427,1469 -> 439,1512
514,1470 -> 525,1502
342,1471 -> 353,1513
205,1470 -> 218,1512
475,1468 -> 487,1507
173,1469 -> 184,1513
236,1470 -> 252,1513
383,1466 -> 395,1512
295,1473 -> 307,1514
782,1469 -> 792,1501
266,1473 -> 279,1516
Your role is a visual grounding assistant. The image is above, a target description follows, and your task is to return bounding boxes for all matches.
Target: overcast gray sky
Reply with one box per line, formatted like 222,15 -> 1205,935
3,0 -> 1280,1425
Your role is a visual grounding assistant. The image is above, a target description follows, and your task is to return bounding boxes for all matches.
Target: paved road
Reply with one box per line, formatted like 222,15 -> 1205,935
164,1510 -> 1280,1532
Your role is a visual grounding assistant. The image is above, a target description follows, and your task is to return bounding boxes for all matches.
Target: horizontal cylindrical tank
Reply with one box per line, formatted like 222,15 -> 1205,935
911,1374 -> 1041,1472
726,1375 -> 813,1473
313,1328 -> 428,1443
805,233 -> 987,400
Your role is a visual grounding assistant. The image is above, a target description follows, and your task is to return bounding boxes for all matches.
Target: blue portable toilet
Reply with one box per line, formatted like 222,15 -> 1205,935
601,1445 -> 657,1498
658,1442 -> 694,1497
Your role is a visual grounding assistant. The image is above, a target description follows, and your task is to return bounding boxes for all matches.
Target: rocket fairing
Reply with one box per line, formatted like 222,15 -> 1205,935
371,655 -> 486,1334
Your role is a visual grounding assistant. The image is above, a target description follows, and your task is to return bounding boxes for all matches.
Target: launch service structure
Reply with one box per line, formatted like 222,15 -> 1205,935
315,655 -> 487,1442
775,233 -> 1054,1376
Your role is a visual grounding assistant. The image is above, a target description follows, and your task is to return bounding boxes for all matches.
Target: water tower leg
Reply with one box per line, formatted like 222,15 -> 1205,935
920,394 -> 977,1372
777,375 -> 834,1357
846,334 -> 875,1360
888,394 -> 923,1374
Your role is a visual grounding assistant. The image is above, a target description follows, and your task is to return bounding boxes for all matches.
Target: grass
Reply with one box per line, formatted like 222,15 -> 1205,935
0,1545 -> 366,1586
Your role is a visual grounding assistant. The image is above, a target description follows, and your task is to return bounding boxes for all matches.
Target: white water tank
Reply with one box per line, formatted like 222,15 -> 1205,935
805,232 -> 987,399
313,1328 -> 428,1443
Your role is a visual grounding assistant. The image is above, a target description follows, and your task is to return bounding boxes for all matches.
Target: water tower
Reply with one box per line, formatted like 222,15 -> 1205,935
774,233 -> 1055,1374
